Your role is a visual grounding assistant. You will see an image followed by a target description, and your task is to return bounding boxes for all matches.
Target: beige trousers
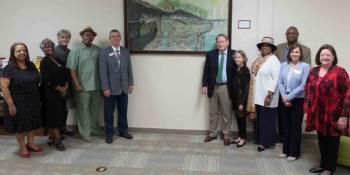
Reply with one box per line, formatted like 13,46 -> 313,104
208,85 -> 233,137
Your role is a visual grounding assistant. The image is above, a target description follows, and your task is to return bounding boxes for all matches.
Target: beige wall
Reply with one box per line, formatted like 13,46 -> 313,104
0,0 -> 349,131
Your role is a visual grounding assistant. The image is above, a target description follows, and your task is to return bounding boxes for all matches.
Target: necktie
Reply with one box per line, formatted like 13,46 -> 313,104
116,49 -> 120,68
216,52 -> 224,83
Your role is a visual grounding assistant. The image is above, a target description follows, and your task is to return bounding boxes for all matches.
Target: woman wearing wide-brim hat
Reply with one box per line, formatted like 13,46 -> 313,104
247,37 -> 281,152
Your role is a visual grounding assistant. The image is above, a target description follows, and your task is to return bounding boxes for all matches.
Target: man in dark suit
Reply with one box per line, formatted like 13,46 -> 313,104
99,29 -> 134,144
202,33 -> 235,146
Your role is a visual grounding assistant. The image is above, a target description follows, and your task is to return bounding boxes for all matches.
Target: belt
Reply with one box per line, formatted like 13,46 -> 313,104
216,82 -> 227,86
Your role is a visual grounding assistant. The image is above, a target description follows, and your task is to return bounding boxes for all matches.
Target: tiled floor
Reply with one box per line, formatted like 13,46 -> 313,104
0,133 -> 349,175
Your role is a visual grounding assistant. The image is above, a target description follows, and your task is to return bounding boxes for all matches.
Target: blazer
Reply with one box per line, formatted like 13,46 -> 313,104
254,54 -> 281,108
304,65 -> 349,136
202,49 -> 235,99
275,42 -> 312,65
232,65 -> 250,111
99,45 -> 134,95
278,62 -> 310,101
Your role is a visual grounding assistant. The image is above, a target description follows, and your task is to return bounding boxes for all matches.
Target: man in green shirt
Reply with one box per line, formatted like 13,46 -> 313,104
66,26 -> 101,141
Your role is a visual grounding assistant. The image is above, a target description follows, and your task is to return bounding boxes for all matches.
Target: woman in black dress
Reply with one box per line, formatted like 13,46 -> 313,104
1,43 -> 43,158
39,39 -> 68,151
231,50 -> 250,147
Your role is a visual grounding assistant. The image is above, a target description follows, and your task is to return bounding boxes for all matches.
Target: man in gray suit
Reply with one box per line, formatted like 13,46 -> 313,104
99,29 -> 134,144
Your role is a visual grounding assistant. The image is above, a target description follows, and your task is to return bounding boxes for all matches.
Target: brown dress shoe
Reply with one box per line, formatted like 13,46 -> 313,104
204,136 -> 218,142
224,138 -> 231,146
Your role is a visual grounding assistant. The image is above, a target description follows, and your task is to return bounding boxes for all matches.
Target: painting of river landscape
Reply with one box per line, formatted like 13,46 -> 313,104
124,0 -> 232,54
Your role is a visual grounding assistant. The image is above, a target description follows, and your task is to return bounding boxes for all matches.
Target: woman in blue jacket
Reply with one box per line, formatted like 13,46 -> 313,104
278,45 -> 310,161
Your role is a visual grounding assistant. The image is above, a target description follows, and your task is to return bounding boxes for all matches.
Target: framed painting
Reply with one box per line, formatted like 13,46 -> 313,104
124,0 -> 232,54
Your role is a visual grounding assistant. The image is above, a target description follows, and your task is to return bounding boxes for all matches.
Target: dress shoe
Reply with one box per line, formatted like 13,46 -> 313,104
237,140 -> 246,147
287,156 -> 296,161
231,138 -> 241,144
204,136 -> 217,142
120,133 -> 133,139
26,145 -> 44,152
309,167 -> 323,173
105,137 -> 113,144
223,138 -> 231,146
19,152 -> 31,158
257,146 -> 265,152
278,153 -> 287,158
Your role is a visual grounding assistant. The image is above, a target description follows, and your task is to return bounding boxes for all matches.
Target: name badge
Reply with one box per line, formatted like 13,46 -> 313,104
294,69 -> 301,74
109,52 -> 115,56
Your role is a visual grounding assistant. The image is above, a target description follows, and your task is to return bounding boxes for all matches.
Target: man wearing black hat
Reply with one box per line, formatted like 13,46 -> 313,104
66,26 -> 101,142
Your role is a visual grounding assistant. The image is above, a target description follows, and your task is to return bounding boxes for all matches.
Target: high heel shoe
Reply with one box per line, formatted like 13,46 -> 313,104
231,138 -> 241,144
257,145 -> 265,152
237,140 -> 246,147
53,139 -> 66,151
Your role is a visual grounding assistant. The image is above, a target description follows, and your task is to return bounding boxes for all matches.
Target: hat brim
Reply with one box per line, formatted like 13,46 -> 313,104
257,43 -> 277,52
79,30 -> 97,37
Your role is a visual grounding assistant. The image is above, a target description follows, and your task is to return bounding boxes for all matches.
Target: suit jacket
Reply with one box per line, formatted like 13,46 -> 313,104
99,45 -> 134,95
278,62 -> 310,101
275,42 -> 312,65
202,49 -> 235,99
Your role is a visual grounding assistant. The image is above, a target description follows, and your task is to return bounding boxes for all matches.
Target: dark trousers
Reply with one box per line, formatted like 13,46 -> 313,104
281,98 -> 304,157
104,93 -> 129,137
317,133 -> 340,172
256,105 -> 277,147
235,112 -> 246,139
277,96 -> 284,140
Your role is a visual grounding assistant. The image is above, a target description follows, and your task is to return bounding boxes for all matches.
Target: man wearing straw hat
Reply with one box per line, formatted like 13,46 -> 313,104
66,26 -> 101,142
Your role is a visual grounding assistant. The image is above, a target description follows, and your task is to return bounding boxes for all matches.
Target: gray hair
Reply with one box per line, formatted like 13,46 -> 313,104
39,38 -> 55,50
216,33 -> 229,41
57,29 -> 71,38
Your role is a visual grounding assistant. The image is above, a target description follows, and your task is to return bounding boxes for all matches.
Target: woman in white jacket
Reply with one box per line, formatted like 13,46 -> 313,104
252,37 -> 281,152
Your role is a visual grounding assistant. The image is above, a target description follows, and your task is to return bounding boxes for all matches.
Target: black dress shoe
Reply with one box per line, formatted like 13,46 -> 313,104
309,167 -> 323,173
105,137 -> 113,144
257,146 -> 265,152
120,133 -> 133,139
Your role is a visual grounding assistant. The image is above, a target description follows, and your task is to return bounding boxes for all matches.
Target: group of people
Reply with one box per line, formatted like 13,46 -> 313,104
0,25 -> 349,175
202,26 -> 350,175
0,27 -> 134,158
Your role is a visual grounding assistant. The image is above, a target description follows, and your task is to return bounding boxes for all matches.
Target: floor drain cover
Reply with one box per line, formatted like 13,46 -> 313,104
96,167 -> 107,172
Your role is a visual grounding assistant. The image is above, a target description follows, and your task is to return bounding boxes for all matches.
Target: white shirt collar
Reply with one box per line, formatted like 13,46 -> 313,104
111,45 -> 120,52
